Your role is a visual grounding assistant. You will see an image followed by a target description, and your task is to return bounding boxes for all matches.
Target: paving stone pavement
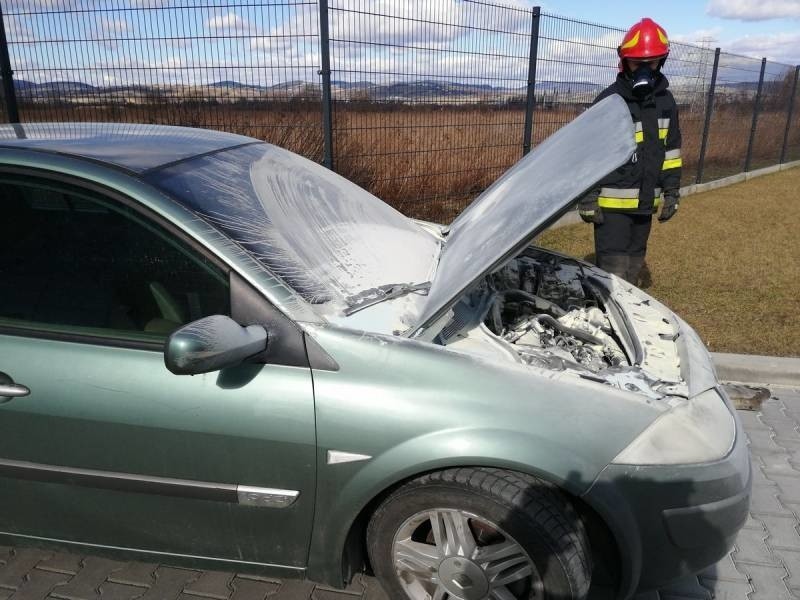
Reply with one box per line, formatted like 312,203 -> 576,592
1,385 -> 798,600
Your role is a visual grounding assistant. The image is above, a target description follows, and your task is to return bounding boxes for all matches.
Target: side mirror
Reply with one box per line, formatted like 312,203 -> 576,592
165,315 -> 268,375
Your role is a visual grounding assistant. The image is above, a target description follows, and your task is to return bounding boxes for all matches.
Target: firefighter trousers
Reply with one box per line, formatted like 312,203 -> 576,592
593,212 -> 653,282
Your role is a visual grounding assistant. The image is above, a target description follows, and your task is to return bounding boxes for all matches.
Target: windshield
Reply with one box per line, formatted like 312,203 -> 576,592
147,143 -> 439,314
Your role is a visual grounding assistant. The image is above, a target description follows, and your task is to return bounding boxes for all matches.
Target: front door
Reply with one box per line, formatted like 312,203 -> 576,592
0,173 -> 316,569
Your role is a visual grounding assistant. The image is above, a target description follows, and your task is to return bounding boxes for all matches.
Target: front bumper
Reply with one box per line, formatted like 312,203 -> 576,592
582,386 -> 752,598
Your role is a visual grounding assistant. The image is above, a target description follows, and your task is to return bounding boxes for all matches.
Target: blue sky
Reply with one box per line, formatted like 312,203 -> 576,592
541,0 -> 800,63
4,0 -> 798,90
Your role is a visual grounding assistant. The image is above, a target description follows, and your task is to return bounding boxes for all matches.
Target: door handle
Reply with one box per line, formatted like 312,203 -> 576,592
0,372 -> 30,403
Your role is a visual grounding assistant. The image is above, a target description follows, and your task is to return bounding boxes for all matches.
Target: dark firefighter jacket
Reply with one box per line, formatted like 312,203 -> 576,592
588,72 -> 682,215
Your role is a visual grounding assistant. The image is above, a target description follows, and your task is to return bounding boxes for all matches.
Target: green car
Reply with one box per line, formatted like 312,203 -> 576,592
0,96 -> 750,600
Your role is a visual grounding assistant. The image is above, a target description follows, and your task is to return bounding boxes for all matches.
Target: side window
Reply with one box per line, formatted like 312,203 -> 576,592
0,177 -> 230,343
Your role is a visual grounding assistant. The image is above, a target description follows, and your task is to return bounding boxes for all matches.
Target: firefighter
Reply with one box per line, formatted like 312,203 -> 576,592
578,17 -> 682,284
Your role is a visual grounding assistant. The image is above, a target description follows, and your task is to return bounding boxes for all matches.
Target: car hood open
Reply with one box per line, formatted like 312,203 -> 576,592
408,94 -> 636,337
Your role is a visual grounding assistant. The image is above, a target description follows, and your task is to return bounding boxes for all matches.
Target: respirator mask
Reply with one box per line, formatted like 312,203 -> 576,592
631,64 -> 656,97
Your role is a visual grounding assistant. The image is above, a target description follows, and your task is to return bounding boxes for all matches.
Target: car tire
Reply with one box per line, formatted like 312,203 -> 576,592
366,467 -> 591,600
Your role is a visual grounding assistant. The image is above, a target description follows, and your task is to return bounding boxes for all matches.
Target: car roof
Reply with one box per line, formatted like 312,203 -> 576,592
0,122 -> 260,173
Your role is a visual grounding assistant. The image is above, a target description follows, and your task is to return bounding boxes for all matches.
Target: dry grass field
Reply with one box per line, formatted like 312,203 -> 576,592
19,101 -> 800,222
537,168 -> 800,358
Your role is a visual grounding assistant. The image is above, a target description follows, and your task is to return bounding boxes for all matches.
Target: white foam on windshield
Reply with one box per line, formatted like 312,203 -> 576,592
151,144 -> 439,319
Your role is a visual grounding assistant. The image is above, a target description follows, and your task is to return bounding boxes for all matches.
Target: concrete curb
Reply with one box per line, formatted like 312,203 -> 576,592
712,352 -> 800,387
680,159 -> 800,197
547,159 -> 800,232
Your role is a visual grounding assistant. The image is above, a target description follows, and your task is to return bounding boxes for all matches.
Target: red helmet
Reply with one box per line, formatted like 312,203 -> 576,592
618,18 -> 670,61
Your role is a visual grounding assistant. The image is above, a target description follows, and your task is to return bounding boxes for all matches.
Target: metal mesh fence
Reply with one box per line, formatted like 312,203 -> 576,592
534,14 -> 619,145
4,0 -> 324,160
0,81 -> 7,119
703,52 -> 764,180
749,60 -> 795,171
328,0 -> 532,220
787,68 -> 800,162
1,0 -> 798,221
661,42 -> 716,186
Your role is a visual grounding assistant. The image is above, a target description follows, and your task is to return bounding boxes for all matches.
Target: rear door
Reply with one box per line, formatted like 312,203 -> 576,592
0,172 -> 316,569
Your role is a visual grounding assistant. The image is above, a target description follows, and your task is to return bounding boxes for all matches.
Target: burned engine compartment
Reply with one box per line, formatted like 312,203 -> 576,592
441,249 -> 632,375
435,247 -> 689,399
485,250 -> 630,373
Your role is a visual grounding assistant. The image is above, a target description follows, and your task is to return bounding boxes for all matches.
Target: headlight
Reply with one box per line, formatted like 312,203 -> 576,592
612,389 -> 735,465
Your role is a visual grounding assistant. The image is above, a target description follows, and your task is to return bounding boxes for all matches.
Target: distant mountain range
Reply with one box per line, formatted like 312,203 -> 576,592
13,78 -> 609,102
14,78 -> 762,103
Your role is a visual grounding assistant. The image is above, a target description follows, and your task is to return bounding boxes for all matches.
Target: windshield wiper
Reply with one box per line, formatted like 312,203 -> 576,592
343,282 -> 431,316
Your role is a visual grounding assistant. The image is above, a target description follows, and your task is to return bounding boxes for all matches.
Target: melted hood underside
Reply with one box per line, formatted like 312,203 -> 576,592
410,95 -> 636,336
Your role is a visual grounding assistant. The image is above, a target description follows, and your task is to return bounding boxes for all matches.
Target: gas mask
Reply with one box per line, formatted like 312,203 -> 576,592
631,64 -> 656,97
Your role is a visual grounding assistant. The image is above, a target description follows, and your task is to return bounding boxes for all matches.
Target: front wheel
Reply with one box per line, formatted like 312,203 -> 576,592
366,468 -> 592,600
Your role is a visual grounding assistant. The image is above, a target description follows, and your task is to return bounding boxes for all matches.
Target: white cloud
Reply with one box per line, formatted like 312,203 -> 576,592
100,17 -> 129,36
671,27 -> 723,45
206,12 -> 256,34
159,56 -> 183,70
9,55 -> 38,74
302,0 -> 535,87
128,0 -> 167,6
3,15 -> 32,42
534,31 -> 620,84
330,1 -> 463,45
95,17 -> 129,50
327,0 -> 529,46
3,0 -> 81,9
724,31 -> 800,63
706,0 -> 800,20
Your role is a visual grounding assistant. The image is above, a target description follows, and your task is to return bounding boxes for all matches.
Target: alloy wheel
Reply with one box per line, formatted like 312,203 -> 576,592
392,508 -> 543,600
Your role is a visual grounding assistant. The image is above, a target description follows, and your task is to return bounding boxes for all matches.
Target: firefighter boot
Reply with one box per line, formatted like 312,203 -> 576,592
598,254 -> 630,280
628,256 -> 645,285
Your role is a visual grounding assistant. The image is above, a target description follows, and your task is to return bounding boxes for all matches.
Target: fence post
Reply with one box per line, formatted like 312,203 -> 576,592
780,65 -> 800,164
522,6 -> 540,156
696,47 -> 720,184
0,4 -> 20,123
318,0 -> 334,169
744,57 -> 767,172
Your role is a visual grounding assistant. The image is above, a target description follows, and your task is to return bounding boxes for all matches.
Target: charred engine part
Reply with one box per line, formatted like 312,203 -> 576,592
504,313 -> 601,346
514,347 -> 574,371
499,289 -> 566,317
502,310 -> 625,373
557,308 -> 627,366
488,251 -> 589,313
522,249 -> 588,309
537,313 -> 605,346
481,254 -> 629,373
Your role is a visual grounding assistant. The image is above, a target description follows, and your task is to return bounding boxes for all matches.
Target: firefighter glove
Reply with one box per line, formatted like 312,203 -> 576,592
579,192 -> 603,224
658,191 -> 679,222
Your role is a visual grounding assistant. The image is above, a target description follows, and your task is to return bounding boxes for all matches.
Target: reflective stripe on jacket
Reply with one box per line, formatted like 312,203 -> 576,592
598,187 -> 663,209
585,73 -> 682,214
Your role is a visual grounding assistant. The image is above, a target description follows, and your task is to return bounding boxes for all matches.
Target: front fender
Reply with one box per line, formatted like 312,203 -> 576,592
304,324 -> 661,586
307,426 -> 610,585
